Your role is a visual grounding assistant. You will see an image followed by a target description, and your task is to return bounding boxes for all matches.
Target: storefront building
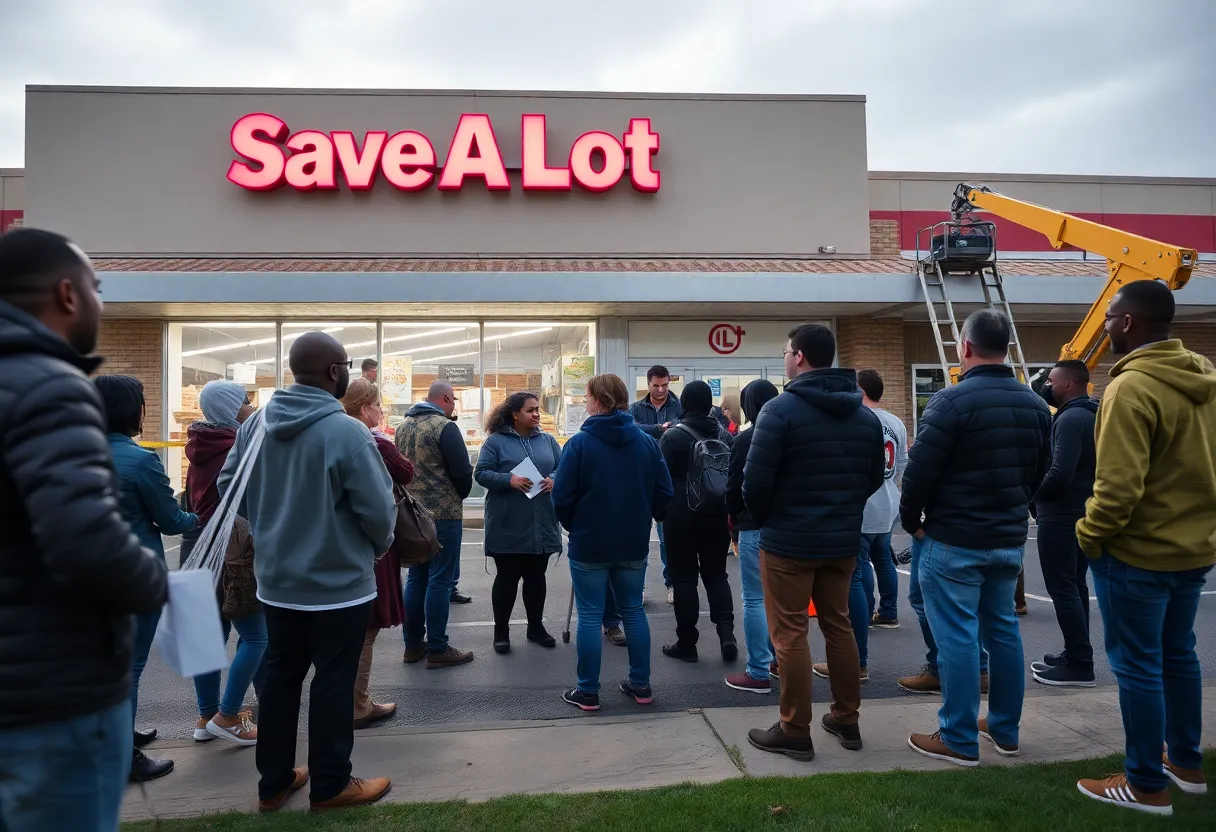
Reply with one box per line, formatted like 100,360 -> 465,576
6,85 -> 1216,497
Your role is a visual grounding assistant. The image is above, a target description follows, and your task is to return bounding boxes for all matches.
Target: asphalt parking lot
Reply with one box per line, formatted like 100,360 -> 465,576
136,526 -> 1215,739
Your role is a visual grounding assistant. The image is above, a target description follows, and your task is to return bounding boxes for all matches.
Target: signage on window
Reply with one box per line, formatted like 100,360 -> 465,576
226,113 -> 661,194
438,364 -> 476,386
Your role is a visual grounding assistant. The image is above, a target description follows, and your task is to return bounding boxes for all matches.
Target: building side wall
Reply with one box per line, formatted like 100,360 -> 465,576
95,320 -> 164,441
837,317 -> 910,430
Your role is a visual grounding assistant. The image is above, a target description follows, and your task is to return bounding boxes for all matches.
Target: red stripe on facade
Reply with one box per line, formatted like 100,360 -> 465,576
0,210 -> 21,232
871,210 -> 1216,255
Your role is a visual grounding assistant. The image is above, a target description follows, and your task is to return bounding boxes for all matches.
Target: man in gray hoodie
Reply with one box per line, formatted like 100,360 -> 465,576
219,332 -> 396,813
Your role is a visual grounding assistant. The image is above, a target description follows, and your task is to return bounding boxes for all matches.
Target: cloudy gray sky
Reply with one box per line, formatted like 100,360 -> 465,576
1,0 -> 1213,175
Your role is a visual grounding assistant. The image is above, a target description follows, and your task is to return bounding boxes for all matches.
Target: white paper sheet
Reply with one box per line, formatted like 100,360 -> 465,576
510,456 -> 545,499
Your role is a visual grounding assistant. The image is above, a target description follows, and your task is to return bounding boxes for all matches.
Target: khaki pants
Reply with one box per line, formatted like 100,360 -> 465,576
353,628 -> 378,720
761,550 -> 860,736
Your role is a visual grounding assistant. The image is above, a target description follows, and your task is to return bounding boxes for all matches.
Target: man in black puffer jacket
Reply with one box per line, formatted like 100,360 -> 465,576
742,324 -> 885,762
0,228 -> 168,831
900,309 -> 1051,769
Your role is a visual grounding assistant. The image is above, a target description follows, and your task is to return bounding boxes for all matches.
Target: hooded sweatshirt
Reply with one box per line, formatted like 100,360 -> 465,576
184,423 -> 238,526
552,410 -> 674,564
725,379 -> 780,531
1032,395 -> 1100,519
1075,339 -> 1216,571
743,368 -> 885,559
217,384 -> 397,609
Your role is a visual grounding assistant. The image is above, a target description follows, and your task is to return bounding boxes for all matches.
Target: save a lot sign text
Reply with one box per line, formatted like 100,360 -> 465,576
226,113 -> 660,193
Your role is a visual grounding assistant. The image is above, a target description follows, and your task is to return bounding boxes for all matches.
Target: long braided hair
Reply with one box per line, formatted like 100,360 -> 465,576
484,391 -> 539,434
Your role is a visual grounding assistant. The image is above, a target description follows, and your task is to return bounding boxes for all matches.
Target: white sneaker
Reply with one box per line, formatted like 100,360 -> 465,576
193,717 -> 215,742
666,588 -> 674,604
206,710 -> 258,746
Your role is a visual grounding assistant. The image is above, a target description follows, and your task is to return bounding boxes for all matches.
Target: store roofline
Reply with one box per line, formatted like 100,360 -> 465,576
869,170 -> 1216,186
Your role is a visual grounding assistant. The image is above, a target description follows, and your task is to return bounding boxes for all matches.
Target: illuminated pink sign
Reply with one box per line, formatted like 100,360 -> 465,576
226,113 -> 660,194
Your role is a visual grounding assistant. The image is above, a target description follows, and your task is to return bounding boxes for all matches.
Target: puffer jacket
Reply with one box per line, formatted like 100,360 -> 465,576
0,300 -> 168,730
900,363 -> 1052,549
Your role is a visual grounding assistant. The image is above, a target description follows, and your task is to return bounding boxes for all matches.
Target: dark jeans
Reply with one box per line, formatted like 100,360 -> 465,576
490,553 -> 550,630
1036,515 -> 1093,666
403,518 -> 462,653
848,532 -> 891,668
130,608 -> 161,729
665,509 -> 734,646
1091,552 -> 1211,794
257,602 -> 372,804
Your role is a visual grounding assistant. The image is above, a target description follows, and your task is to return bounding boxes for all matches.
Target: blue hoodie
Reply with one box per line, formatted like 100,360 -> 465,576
552,411 -> 673,564
217,384 -> 396,609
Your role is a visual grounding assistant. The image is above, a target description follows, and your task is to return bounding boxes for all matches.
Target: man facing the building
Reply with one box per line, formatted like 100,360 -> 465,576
361,358 -> 378,383
629,364 -> 681,602
901,310 -> 1051,768
0,228 -> 169,832
743,324 -> 885,761
1075,280 -> 1216,816
1030,359 -> 1098,688
220,331 -> 397,812
395,380 -> 475,668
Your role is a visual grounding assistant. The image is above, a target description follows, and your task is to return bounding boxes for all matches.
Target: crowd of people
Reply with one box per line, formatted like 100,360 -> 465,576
1,225 -> 1214,828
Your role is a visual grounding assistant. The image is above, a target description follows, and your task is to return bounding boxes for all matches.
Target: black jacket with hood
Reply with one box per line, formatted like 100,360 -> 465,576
658,382 -> 734,519
725,379 -> 780,532
1032,394 -> 1099,519
742,368 -> 885,558
0,300 -> 168,730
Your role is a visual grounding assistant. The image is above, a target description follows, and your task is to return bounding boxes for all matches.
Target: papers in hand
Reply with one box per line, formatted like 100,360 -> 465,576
510,456 -> 546,499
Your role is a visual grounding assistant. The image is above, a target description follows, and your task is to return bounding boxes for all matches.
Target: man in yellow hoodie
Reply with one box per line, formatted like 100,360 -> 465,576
1074,279 -> 1216,816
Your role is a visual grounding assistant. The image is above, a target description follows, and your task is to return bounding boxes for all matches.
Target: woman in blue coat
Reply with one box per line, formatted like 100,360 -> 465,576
95,375 -> 198,783
474,391 -> 563,654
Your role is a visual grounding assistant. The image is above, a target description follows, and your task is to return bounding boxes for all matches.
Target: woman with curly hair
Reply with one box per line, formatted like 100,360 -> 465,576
474,391 -> 563,654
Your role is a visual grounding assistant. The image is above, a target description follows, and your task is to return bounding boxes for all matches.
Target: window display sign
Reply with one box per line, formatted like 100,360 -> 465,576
380,356 -> 414,404
439,364 -> 476,385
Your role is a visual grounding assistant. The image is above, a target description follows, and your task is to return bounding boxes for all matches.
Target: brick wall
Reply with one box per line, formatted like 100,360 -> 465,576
836,316 -> 911,430
1087,323 -> 1215,398
869,219 -> 900,257
93,320 -> 164,440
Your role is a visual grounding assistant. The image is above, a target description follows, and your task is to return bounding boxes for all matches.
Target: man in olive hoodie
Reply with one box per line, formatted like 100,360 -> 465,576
219,332 -> 397,813
1074,280 -> 1216,815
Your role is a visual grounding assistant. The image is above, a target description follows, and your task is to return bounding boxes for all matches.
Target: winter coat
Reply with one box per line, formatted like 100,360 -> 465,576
475,427 -> 563,555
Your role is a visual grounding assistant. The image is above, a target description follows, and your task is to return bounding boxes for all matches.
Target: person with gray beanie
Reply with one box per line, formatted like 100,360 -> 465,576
199,380 -> 250,428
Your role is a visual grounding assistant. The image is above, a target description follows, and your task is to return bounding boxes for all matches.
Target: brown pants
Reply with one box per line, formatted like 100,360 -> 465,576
761,550 -> 860,736
353,628 -> 378,720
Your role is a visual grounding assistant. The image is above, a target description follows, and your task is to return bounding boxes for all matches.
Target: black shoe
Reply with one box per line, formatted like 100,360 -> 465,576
620,679 -> 654,704
562,688 -> 600,711
662,643 -> 698,663
450,591 -> 473,604
527,627 -> 557,648
134,728 -> 157,749
720,635 -> 738,662
130,749 -> 174,783
493,627 -> 510,654
747,722 -> 814,762
821,713 -> 863,750
1031,651 -> 1066,674
1033,662 -> 1096,688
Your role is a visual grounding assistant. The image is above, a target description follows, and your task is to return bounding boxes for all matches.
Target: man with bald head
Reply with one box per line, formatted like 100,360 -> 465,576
394,379 -> 475,667
0,228 -> 168,830
219,330 -> 397,812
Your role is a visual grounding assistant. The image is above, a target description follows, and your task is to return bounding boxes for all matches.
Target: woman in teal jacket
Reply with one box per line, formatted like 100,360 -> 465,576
95,375 -> 198,783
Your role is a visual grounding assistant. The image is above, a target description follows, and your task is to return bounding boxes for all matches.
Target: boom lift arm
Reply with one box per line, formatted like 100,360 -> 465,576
950,184 -> 1198,369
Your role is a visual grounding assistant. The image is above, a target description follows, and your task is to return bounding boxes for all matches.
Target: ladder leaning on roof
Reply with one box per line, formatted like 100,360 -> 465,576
914,203 -> 1031,388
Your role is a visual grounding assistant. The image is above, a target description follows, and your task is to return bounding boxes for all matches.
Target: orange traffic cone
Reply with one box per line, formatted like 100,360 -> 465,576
807,598 -> 817,618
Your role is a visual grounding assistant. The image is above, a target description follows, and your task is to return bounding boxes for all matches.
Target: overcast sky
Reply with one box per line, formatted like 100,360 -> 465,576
1,0 -> 1213,175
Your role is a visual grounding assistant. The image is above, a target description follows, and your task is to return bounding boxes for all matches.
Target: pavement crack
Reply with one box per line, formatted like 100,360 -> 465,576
698,710 -> 748,776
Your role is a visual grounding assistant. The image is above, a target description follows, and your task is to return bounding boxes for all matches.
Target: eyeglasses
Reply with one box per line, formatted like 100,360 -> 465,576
782,349 -> 799,358
336,360 -> 353,369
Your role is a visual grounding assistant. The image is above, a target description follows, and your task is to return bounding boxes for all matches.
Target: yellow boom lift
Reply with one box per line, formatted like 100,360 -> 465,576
916,183 -> 1198,386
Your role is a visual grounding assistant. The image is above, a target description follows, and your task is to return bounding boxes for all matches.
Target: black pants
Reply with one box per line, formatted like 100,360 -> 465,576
1037,515 -> 1093,666
664,507 -> 734,646
257,601 -> 372,803
490,553 -> 550,632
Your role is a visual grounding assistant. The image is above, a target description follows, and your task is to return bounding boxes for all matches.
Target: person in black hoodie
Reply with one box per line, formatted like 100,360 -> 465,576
659,380 -> 737,663
0,228 -> 168,830
743,324 -> 884,761
724,379 -> 781,694
1030,359 -> 1099,688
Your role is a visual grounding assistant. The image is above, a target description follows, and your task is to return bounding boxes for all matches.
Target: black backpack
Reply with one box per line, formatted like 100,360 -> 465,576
674,423 -> 731,514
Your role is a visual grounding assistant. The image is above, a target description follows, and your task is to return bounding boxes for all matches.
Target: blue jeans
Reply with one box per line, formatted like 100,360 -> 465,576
0,700 -> 131,832
570,558 -> 650,694
193,612 -> 268,718
1091,552 -> 1211,793
657,521 -> 669,588
737,529 -> 774,680
130,608 -> 161,728
404,518 -> 463,653
920,534 -> 1024,757
848,535 -> 880,668
603,582 -> 621,629
866,532 -> 900,620
908,536 -> 989,676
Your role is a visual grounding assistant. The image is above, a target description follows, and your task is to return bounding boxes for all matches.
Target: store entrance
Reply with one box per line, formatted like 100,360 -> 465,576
630,365 -> 785,430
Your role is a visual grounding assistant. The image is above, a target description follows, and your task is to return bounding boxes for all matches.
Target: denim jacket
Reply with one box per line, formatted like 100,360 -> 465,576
107,434 -> 198,559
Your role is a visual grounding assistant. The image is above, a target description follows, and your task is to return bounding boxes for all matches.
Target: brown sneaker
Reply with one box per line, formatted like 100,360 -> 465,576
1077,773 -> 1172,816
898,668 -> 941,694
206,710 -> 257,746
1163,751 -> 1207,794
402,646 -> 425,664
310,777 -> 392,812
812,662 -> 868,683
258,766 -> 309,812
908,731 -> 979,767
978,717 -> 1019,756
769,662 -> 781,679
603,625 -> 627,646
426,646 -> 474,669
193,716 -> 215,742
353,702 -> 397,730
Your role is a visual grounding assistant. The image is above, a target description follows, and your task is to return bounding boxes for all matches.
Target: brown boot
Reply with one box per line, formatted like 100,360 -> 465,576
353,702 -> 397,730
426,646 -> 474,669
403,646 -> 425,664
898,667 -> 941,694
258,766 -> 309,812
310,777 -> 392,812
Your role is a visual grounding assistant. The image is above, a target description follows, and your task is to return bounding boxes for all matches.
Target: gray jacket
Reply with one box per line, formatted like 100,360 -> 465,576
475,427 -> 564,555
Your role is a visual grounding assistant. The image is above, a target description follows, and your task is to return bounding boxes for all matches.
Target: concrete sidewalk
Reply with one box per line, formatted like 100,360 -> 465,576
121,682 -> 1216,822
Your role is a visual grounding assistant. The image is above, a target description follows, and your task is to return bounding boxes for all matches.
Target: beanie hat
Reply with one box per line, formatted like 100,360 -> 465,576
199,380 -> 247,427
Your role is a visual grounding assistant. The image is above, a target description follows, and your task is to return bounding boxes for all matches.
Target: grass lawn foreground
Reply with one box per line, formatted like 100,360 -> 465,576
124,750 -> 1215,831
